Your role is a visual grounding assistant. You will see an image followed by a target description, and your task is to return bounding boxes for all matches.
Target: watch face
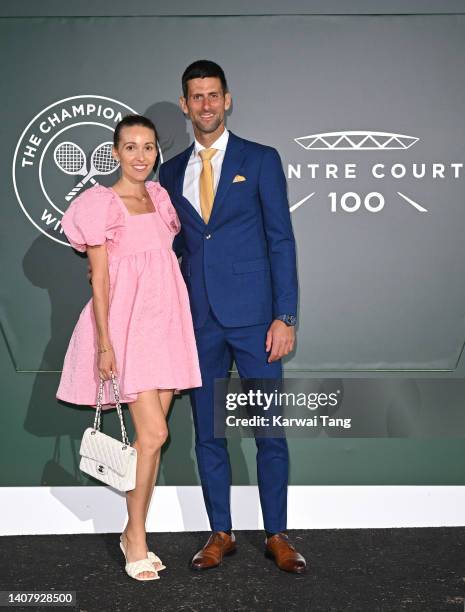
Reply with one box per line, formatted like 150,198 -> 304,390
277,315 -> 296,325
281,315 -> 296,326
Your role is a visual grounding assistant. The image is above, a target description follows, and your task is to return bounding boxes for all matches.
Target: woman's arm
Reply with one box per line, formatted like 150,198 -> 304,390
87,244 -> 117,380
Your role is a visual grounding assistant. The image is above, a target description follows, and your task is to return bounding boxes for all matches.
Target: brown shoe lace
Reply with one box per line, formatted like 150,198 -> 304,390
275,533 -> 296,551
208,532 -> 227,547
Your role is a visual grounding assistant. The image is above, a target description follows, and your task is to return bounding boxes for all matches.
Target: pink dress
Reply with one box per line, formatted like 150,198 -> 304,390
56,181 -> 202,407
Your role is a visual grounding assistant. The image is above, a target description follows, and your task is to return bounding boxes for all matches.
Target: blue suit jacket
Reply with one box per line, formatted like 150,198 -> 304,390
159,131 -> 298,329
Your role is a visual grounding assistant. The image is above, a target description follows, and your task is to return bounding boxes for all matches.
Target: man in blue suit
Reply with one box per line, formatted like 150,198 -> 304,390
159,60 -> 306,573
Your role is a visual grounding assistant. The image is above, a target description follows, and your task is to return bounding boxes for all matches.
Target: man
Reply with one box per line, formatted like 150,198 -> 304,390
159,60 -> 306,573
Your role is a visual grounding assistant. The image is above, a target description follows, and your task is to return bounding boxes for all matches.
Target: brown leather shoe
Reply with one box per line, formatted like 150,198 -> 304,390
190,531 -> 237,570
265,533 -> 307,573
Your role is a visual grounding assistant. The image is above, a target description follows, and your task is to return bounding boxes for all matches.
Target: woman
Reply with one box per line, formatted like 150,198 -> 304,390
56,114 -> 201,581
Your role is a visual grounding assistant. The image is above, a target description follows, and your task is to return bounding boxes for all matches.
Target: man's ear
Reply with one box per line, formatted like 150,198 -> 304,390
179,95 -> 188,115
224,92 -> 232,112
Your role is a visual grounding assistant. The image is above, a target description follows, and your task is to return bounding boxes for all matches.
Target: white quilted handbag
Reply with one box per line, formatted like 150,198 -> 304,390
79,374 -> 137,492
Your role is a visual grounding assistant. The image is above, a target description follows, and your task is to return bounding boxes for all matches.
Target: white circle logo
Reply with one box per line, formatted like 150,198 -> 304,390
12,95 -> 138,246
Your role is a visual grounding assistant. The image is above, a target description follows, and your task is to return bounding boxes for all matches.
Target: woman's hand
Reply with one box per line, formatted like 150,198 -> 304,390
98,346 -> 118,380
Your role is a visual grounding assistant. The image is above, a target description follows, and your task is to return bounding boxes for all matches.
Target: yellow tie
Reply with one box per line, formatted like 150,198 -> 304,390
199,148 -> 218,223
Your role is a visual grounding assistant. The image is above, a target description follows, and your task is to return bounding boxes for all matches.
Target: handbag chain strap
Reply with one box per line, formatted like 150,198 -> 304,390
93,373 -> 130,448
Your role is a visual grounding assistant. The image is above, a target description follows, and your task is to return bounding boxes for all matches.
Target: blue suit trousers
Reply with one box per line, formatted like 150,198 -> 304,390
189,309 -> 289,534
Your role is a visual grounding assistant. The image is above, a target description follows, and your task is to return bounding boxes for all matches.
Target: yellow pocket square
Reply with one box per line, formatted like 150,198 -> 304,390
233,174 -> 246,183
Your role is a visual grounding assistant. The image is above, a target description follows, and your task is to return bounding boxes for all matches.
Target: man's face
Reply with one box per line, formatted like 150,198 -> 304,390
180,77 -> 231,135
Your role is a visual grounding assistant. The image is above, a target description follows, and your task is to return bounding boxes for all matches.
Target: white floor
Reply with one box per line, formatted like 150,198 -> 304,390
2,486 -> 465,535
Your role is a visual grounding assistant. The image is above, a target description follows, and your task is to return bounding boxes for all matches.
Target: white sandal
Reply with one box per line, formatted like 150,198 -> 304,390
120,535 -> 166,573
119,535 -> 159,581
125,557 -> 159,581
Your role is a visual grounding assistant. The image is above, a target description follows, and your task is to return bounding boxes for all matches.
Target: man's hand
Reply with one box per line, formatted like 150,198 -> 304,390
87,262 -> 92,284
266,319 -> 296,363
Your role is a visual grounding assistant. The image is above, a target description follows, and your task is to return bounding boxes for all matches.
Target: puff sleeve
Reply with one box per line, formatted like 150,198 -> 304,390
147,181 -> 181,235
61,184 -> 126,252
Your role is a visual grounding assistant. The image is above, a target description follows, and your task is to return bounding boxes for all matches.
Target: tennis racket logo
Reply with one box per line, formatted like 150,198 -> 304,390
13,94 -> 138,246
54,141 -> 119,201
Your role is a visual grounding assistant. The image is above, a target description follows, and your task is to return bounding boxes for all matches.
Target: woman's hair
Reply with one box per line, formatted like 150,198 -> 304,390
113,114 -> 158,148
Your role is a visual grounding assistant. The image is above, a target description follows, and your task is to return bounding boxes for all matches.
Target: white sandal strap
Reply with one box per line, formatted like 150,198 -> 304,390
125,558 -> 159,580
148,551 -> 166,570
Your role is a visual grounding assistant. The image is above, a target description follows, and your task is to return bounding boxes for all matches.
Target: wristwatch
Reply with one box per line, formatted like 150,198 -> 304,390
276,314 -> 297,327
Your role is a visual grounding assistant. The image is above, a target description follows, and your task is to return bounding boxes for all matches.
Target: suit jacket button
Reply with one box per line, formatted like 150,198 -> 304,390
205,234 -> 212,239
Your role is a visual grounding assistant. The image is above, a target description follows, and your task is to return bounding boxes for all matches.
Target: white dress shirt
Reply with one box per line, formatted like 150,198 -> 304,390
182,128 -> 230,216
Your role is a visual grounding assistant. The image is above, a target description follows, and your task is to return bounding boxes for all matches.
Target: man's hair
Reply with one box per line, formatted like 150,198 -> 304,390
182,60 -> 228,98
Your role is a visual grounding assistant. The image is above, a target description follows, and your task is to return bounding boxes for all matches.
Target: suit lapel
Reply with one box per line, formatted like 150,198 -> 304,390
173,132 -> 245,228
209,132 -> 245,226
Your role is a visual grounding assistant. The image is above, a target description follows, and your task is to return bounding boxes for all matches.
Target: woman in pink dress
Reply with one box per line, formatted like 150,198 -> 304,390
56,114 -> 201,581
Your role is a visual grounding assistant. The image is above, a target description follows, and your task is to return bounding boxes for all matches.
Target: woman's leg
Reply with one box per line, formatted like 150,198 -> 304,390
122,389 -> 169,579
139,390 -> 174,570
143,389 -> 174,521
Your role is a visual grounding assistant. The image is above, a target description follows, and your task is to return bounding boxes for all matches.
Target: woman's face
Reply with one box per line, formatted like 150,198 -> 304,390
113,125 -> 157,182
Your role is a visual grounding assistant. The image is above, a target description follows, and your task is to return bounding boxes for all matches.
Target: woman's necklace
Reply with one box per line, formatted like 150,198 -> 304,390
122,190 -> 149,202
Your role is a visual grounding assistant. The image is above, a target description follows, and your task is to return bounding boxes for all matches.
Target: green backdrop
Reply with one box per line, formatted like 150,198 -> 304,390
2,1 -> 465,487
